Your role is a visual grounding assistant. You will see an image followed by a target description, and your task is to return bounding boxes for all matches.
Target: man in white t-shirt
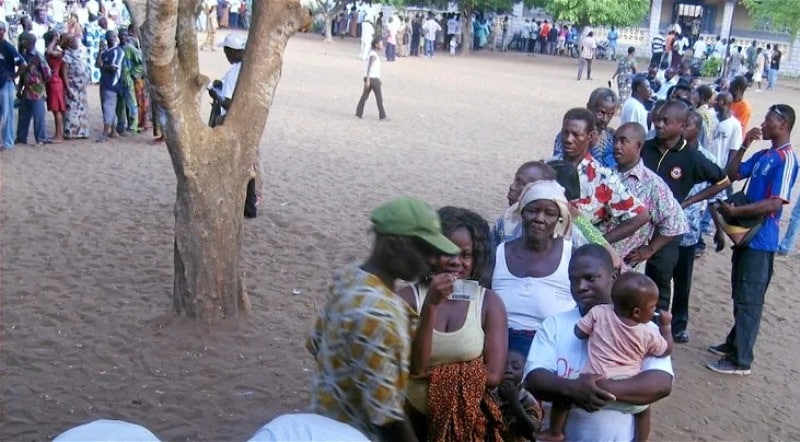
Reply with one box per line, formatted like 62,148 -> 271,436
525,244 -> 674,442
247,414 -> 369,442
576,31 -> 596,80
692,38 -> 707,62
621,75 -> 652,132
49,0 -> 67,24
711,91 -> 743,168
422,13 -> 441,58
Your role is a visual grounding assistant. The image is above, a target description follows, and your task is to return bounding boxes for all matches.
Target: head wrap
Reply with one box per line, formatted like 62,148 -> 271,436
515,180 -> 572,238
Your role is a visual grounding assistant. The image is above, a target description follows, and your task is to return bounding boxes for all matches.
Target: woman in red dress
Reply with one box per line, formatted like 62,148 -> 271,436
45,31 -> 67,143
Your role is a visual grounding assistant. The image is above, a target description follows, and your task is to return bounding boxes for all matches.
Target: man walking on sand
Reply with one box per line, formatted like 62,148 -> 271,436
307,197 -> 460,442
577,31 -> 596,81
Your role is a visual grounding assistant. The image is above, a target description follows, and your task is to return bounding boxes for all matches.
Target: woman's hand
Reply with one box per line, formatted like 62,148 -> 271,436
424,273 -> 454,307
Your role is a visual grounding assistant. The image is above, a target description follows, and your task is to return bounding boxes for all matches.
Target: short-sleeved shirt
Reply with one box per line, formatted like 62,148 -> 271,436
611,160 -> 689,258
0,40 -> 24,87
712,116 -> 743,167
219,62 -> 241,116
553,128 -> 617,169
580,36 -> 595,59
620,98 -> 649,132
738,144 -> 798,251
99,45 -> 124,92
681,146 -> 720,247
307,264 -> 414,441
554,153 -> 647,228
525,307 -> 673,442
730,100 -> 751,137
576,304 -> 669,378
641,137 -> 728,203
651,35 -> 665,53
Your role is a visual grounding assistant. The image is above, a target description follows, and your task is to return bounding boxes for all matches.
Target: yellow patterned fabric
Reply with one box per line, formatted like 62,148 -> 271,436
306,264 -> 415,440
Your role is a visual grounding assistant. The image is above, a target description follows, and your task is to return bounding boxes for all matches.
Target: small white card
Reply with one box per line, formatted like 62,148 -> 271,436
450,279 -> 480,301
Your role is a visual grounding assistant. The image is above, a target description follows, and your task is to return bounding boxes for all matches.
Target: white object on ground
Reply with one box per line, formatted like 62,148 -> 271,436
247,413 -> 369,442
53,419 -> 161,442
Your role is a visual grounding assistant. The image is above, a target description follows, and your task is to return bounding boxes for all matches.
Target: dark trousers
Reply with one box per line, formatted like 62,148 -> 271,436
355,78 -> 386,119
724,247 -> 774,368
385,43 -> 396,61
646,238 -> 681,312
650,51 -> 663,68
244,178 -> 257,218
410,34 -> 420,56
672,244 -> 696,333
16,97 -> 47,144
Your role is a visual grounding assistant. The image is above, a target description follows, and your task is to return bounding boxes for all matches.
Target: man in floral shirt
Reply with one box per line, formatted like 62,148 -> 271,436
553,88 -> 618,168
554,107 -> 650,247
611,122 -> 689,268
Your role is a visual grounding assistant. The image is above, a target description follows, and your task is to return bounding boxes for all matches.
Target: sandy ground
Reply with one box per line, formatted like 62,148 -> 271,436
2,31 -> 800,441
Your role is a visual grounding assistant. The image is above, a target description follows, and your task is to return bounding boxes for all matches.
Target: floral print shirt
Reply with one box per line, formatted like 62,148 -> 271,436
612,160 -> 690,258
558,153 -> 647,229
20,50 -> 50,100
553,128 -> 617,169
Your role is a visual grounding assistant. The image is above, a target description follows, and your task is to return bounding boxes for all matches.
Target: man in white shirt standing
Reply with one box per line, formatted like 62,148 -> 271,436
359,18 -> 374,60
711,91 -> 743,168
49,0 -> 67,26
525,244 -> 673,442
446,14 -> 457,54
576,31 -> 595,80
208,34 -> 261,218
422,13 -> 441,58
692,38 -> 706,62
621,75 -> 652,131
30,8 -> 49,54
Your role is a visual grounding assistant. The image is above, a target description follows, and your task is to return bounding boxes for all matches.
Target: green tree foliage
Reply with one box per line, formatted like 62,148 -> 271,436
538,0 -> 649,28
741,0 -> 800,38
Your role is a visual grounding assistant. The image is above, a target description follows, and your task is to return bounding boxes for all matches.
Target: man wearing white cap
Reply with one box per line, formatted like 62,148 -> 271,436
208,33 -> 260,218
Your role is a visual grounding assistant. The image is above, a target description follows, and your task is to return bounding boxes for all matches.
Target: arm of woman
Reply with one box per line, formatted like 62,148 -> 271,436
408,275 -> 452,378
481,289 -> 507,387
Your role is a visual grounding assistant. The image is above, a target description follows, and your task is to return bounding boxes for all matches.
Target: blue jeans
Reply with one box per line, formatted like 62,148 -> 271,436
0,81 -> 16,148
778,201 -> 800,254
424,39 -> 434,57
385,43 -> 396,61
768,68 -> 778,89
725,247 -> 774,368
16,97 -> 47,144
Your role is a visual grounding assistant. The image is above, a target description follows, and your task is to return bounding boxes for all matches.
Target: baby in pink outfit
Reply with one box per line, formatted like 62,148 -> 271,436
537,272 -> 674,442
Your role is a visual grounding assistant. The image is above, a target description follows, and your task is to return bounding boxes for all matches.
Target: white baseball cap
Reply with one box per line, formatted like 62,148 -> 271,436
219,33 -> 246,50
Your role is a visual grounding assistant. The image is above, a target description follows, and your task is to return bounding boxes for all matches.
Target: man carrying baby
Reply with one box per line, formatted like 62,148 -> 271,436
524,244 -> 674,442
536,272 -> 673,441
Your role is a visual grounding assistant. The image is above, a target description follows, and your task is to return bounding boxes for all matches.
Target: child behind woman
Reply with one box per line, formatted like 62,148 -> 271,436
537,272 -> 674,442
494,345 -> 542,442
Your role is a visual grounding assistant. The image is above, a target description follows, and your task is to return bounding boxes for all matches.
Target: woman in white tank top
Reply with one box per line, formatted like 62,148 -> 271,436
492,181 -> 576,356
397,207 -> 508,440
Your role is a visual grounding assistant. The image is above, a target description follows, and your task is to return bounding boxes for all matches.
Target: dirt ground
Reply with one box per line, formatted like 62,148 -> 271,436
2,32 -> 800,441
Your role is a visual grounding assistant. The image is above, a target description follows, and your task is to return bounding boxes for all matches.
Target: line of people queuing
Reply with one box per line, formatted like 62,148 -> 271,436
307,84 -> 797,440
0,1 -> 160,150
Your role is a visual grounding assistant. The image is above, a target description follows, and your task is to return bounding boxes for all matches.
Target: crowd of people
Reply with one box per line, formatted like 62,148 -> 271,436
311,68 -> 798,439
0,0 -> 162,150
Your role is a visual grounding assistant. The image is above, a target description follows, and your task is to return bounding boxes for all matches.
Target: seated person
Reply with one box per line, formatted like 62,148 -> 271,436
536,272 -> 673,442
524,245 -> 674,442
495,347 -> 544,442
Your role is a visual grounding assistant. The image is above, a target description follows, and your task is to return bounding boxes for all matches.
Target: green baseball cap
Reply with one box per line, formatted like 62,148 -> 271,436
371,197 -> 461,255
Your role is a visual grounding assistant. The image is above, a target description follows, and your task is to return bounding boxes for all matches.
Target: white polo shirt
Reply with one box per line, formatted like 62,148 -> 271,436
220,61 -> 242,116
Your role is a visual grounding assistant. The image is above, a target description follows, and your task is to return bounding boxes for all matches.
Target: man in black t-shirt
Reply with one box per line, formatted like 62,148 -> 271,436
641,100 -> 730,342
0,22 -> 27,150
767,48 -> 781,91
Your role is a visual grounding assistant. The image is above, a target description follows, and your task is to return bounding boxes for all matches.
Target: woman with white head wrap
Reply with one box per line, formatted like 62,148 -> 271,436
491,180 -> 576,356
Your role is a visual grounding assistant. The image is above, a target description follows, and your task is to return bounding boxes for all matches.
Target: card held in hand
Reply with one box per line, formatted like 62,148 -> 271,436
450,279 -> 480,301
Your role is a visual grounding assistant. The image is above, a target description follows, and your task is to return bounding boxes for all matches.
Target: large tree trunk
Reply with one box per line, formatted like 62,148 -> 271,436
323,14 -> 334,42
462,9 -> 474,56
126,0 -> 307,322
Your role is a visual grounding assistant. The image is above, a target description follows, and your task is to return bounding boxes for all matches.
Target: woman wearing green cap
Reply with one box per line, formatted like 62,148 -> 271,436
398,207 -> 508,441
307,197 -> 459,442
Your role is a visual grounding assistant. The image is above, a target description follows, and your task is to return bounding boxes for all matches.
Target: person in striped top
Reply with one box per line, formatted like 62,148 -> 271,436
650,31 -> 665,68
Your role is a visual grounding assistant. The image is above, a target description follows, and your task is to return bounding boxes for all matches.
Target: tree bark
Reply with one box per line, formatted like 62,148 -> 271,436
323,14 -> 334,42
462,9 -> 474,56
126,0 -> 307,322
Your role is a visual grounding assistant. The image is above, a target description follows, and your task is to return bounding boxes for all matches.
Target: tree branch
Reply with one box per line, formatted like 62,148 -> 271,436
177,0 -> 207,95
225,0 -> 307,168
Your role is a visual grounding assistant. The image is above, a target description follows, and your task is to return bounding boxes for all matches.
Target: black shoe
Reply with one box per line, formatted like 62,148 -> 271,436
673,331 -> 689,343
706,357 -> 751,376
707,342 -> 733,357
